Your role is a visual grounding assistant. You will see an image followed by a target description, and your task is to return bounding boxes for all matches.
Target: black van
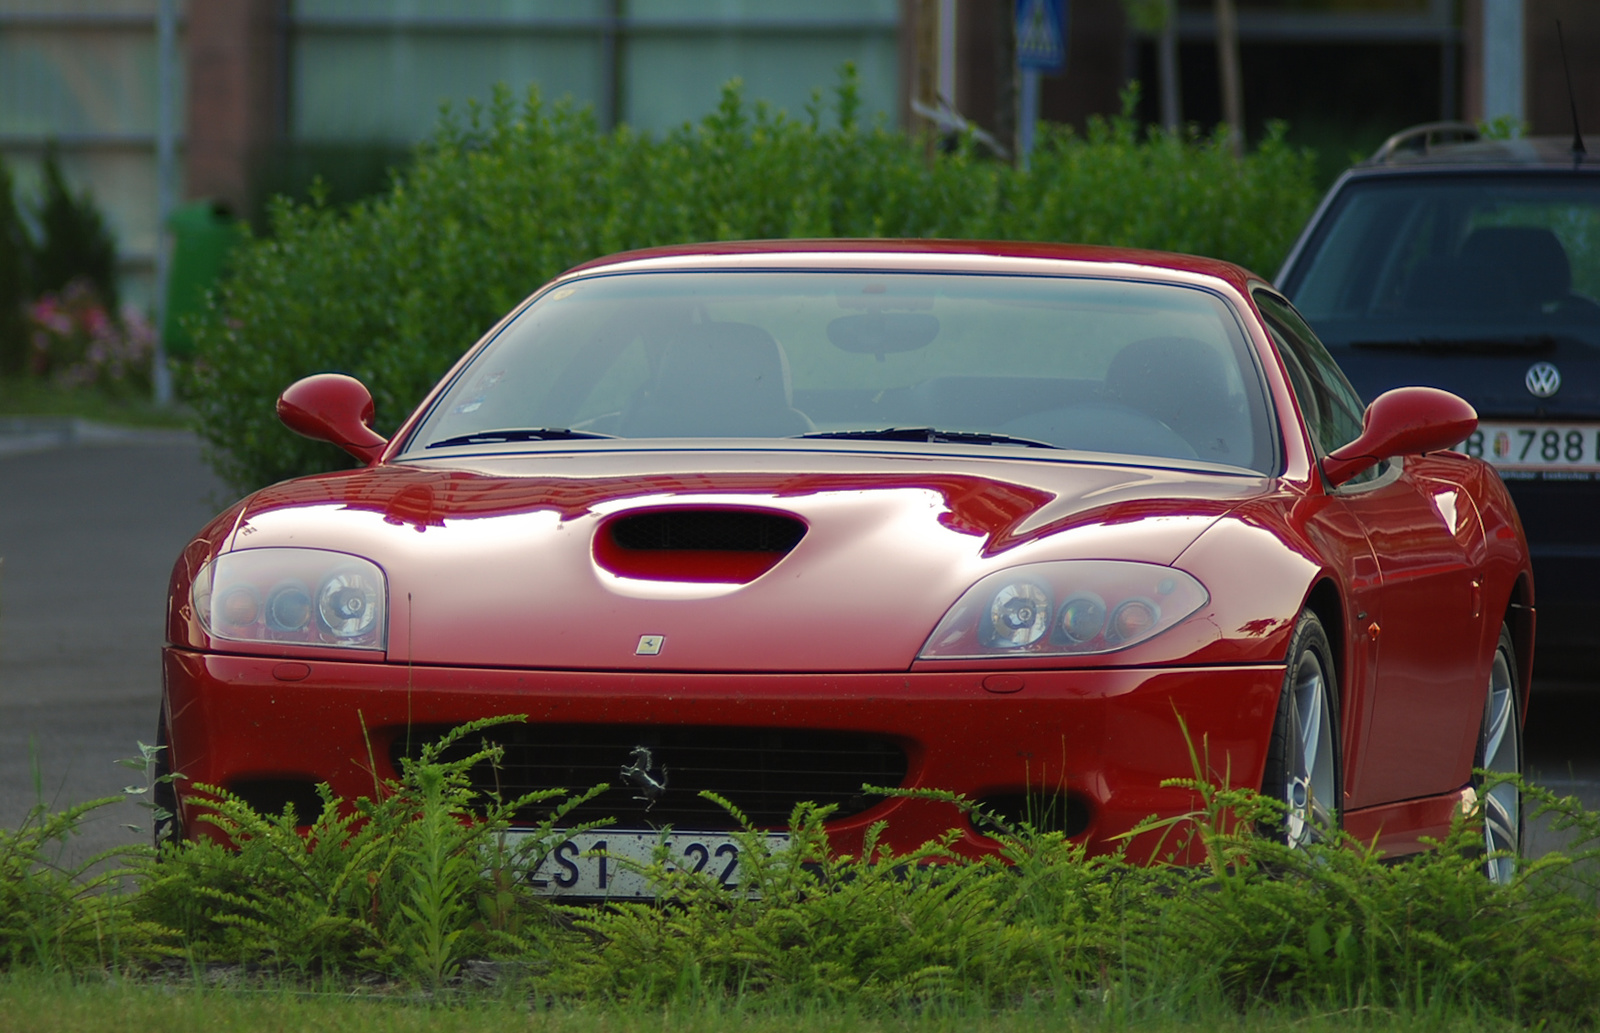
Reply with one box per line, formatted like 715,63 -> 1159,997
1276,123 -> 1600,683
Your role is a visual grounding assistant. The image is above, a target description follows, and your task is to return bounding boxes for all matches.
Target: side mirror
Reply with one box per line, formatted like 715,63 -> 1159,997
1321,386 -> 1477,487
277,373 -> 388,465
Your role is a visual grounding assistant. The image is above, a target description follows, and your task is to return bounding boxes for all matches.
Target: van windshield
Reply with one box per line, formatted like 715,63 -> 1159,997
1281,174 -> 1600,352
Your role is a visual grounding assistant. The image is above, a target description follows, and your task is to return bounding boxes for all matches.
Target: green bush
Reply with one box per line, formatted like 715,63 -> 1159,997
32,147 -> 119,312
10,721 -> 1600,1023
134,717 -> 600,985
0,797 -> 160,971
187,72 -> 1317,494
0,157 -> 32,377
13,748 -> 1600,1022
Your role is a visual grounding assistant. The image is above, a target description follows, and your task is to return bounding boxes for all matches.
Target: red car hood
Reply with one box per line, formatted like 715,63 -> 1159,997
226,450 -> 1267,671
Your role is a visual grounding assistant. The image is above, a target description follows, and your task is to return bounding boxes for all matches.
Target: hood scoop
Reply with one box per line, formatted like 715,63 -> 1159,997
595,508 -> 807,584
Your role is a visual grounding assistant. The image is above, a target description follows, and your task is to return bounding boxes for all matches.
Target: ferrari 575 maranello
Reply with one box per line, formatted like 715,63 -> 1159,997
160,240 -> 1533,895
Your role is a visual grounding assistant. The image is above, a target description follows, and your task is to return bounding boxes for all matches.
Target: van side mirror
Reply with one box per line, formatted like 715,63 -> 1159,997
277,373 -> 388,465
1321,386 -> 1477,487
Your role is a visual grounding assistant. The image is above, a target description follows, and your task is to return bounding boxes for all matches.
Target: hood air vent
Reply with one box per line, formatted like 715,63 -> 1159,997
611,509 -> 806,552
596,508 -> 807,584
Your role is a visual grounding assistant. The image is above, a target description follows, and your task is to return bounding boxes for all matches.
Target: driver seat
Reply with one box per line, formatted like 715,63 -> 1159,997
1104,336 -> 1241,462
620,322 -> 814,437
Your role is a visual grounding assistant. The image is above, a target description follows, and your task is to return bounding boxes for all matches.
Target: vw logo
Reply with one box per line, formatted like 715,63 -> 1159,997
1525,362 -> 1562,398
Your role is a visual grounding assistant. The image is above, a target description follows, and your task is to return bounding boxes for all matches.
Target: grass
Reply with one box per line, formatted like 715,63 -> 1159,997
0,973 -> 1581,1033
0,375 -> 189,429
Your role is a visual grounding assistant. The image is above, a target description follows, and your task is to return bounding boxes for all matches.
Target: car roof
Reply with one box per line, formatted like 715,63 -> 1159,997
558,238 -> 1261,292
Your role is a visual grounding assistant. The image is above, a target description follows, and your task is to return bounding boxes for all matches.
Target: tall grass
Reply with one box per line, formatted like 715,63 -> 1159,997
7,723 -> 1600,1025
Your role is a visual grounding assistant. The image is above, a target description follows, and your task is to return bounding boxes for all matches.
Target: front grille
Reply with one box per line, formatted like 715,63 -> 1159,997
609,510 -> 806,553
392,724 -> 907,830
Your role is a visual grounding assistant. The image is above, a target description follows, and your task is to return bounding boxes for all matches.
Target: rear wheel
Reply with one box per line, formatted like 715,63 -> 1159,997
1262,611 -> 1340,847
1476,623 -> 1522,884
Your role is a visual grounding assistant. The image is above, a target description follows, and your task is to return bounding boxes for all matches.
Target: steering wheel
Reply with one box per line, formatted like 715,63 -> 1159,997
999,402 -> 1199,461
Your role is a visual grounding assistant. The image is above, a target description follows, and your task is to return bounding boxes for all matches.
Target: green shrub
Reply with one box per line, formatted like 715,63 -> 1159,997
0,797 -> 159,971
9,721 -> 1600,1023
0,156 -> 32,377
32,146 -> 118,312
134,716 -> 600,985
558,780 -> 1600,1018
186,72 -> 1317,494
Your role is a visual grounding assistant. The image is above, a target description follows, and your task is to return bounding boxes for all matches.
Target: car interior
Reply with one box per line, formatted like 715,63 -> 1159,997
1403,226 -> 1600,316
412,278 -> 1276,473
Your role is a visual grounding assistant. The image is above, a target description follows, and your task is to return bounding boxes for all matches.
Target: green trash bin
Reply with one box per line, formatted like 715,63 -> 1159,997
163,200 -> 241,359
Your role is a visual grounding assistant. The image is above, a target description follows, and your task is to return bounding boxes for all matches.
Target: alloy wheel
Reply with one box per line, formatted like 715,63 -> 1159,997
1284,643 -> 1337,847
1480,639 -> 1521,884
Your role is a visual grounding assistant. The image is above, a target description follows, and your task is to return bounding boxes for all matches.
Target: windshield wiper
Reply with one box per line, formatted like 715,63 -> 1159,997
795,427 -> 1060,449
425,428 -> 616,448
1349,334 -> 1560,354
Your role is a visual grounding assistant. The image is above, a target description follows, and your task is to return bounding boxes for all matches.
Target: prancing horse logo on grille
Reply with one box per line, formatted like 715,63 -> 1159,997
1526,361 -> 1562,398
621,746 -> 668,810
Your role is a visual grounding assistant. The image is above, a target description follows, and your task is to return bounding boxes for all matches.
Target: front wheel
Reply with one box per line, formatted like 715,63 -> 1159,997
1476,623 -> 1523,884
1261,611 -> 1340,847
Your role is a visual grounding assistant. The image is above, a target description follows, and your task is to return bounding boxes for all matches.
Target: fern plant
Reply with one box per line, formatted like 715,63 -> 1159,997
135,716 -> 603,984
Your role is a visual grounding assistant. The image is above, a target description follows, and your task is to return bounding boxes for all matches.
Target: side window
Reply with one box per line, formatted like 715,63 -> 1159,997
1253,290 -> 1367,457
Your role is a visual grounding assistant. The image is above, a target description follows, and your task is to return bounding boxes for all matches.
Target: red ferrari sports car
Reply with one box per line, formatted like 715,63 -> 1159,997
160,240 -> 1532,894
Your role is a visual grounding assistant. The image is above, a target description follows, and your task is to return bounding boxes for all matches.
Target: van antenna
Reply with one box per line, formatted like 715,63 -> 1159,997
1557,20 -> 1586,160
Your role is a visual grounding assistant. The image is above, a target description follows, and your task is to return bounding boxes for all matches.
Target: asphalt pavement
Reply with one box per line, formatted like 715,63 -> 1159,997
0,421 -> 1596,864
0,420 -> 231,861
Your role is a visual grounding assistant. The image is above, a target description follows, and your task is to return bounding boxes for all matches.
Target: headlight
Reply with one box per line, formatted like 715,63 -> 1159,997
194,549 -> 387,651
920,561 -> 1207,659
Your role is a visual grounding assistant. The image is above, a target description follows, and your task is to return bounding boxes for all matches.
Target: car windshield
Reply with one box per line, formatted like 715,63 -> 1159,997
405,270 -> 1275,472
1281,174 -> 1600,352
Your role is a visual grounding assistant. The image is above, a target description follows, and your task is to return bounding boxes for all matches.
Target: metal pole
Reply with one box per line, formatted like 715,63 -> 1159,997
913,0 -> 938,159
1482,0 -> 1524,128
1439,0 -> 1456,122
152,0 -> 176,406
994,1 -> 1016,162
1158,0 -> 1179,132
1214,0 -> 1243,157
1019,67 -> 1039,169
937,0 -> 956,105
600,0 -> 621,131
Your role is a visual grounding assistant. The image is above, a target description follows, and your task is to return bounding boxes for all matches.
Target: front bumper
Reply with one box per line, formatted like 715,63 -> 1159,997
162,649 -> 1282,861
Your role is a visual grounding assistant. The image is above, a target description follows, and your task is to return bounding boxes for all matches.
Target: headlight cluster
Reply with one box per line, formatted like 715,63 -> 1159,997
193,548 -> 387,651
919,560 -> 1208,659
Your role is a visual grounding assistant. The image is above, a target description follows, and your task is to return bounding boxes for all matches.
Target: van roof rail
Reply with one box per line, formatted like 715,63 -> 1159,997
1367,121 -> 1481,164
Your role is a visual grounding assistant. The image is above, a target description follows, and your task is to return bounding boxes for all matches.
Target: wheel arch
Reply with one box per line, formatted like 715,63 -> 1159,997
1504,572 -> 1534,713
1301,577 -> 1346,701
1300,576 -> 1350,802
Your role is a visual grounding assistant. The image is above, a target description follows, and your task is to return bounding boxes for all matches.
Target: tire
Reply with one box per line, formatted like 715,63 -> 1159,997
1475,623 -> 1523,884
1261,611 -> 1340,847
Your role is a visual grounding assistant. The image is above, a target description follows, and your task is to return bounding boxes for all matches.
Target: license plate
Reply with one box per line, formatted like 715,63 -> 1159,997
1459,422 -> 1600,478
505,829 -> 789,899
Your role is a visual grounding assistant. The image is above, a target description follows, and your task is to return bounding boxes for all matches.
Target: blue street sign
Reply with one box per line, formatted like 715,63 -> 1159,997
1016,0 -> 1067,73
